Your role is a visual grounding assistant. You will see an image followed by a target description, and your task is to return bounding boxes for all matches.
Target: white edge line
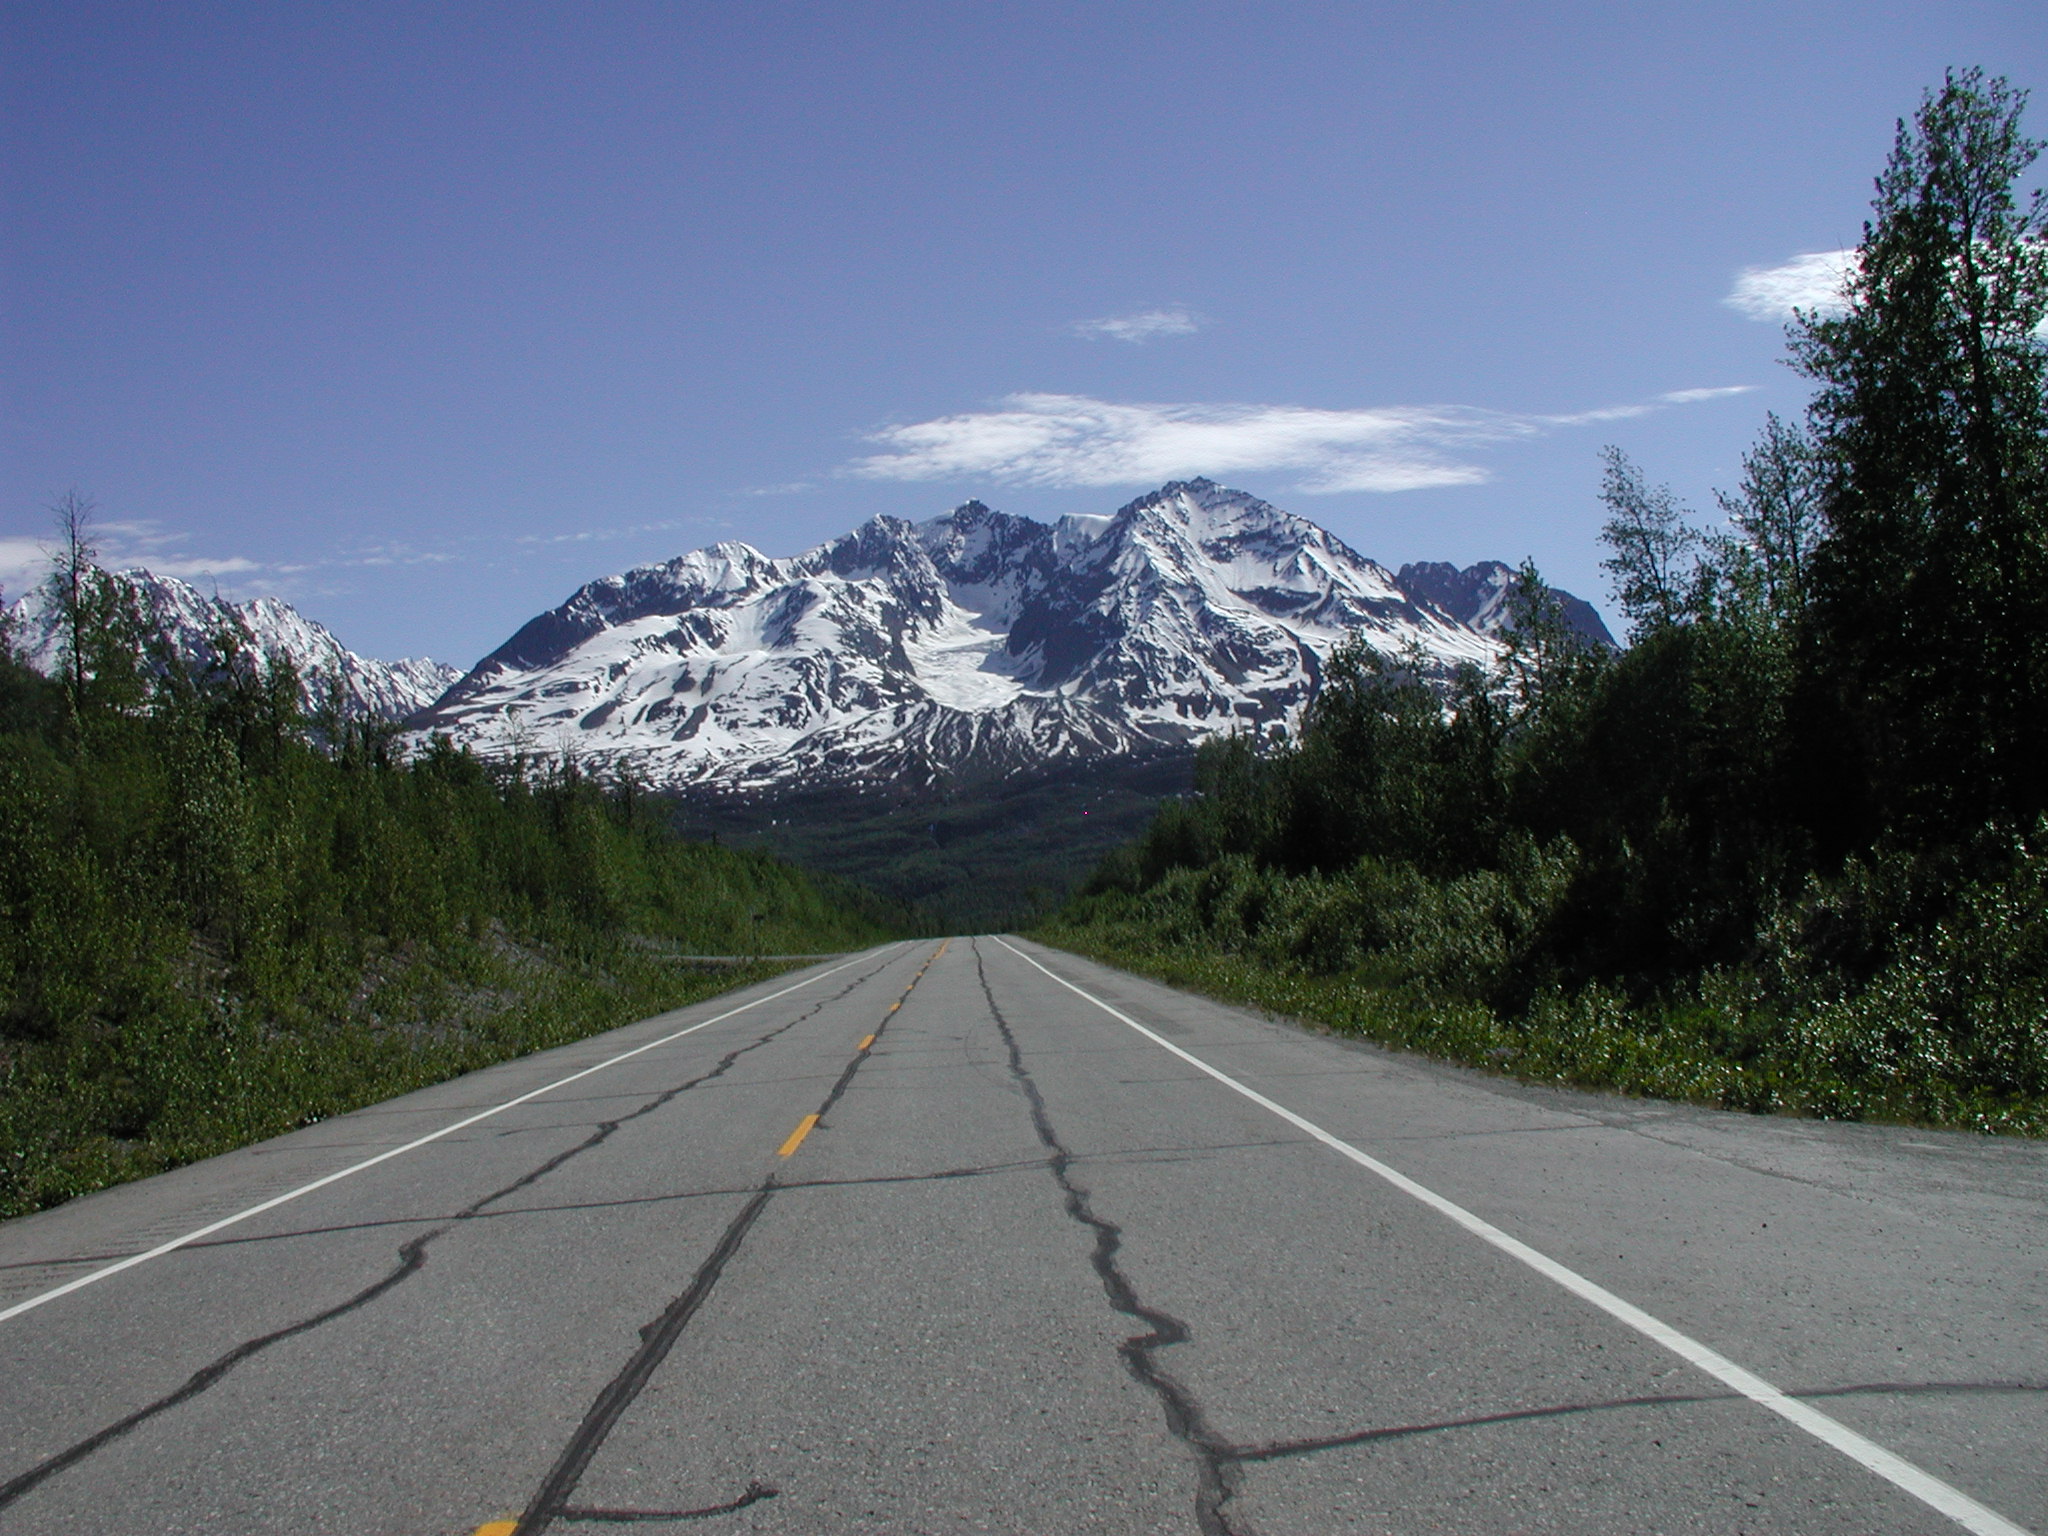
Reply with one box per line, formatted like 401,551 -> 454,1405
0,945 -> 907,1328
995,937 -> 2033,1536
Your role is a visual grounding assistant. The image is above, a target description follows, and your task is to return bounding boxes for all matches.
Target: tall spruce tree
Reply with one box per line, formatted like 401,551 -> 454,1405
1794,69 -> 2048,850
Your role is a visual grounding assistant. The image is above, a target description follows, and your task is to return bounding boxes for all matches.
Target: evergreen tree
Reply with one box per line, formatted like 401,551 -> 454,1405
43,493 -> 147,745
51,490 -> 98,731
1794,69 -> 2048,849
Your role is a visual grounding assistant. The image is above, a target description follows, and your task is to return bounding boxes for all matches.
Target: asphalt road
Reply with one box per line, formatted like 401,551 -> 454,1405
1,936 -> 2043,1535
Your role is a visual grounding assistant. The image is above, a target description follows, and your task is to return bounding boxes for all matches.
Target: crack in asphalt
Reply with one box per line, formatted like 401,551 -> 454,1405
973,940 -> 1247,1536
177,1139 -> 1266,1252
0,955 -> 905,1517
80,1155 -> 1063,1255
0,1227 -> 436,1512
513,1184 -> 780,1534
976,941 -> 2048,1520
510,941 -> 949,1536
557,1477 -> 780,1521
1226,1378 -> 2048,1464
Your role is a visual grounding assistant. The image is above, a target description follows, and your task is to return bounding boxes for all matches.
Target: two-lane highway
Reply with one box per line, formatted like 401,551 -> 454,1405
1,937 -> 2042,1533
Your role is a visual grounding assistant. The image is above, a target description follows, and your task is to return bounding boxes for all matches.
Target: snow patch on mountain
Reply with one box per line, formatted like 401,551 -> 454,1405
414,479 -> 1586,792
7,570 -> 461,722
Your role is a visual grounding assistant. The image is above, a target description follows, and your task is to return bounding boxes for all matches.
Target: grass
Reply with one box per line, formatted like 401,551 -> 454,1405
0,933 -> 807,1220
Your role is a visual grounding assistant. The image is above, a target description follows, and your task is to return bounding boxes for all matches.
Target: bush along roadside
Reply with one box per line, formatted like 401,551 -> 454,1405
1038,845 -> 2048,1137
0,590 -> 897,1218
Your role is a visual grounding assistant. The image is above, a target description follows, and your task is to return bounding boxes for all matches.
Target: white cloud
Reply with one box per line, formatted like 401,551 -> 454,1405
1544,386 -> 1758,425
1070,307 -> 1204,344
332,548 -> 457,569
1727,247 -> 2048,339
103,527 -> 263,587
0,523 -> 265,596
1660,385 -> 1758,405
138,555 -> 262,580
1726,250 -> 1857,321
0,537 -> 47,596
846,387 -> 1753,494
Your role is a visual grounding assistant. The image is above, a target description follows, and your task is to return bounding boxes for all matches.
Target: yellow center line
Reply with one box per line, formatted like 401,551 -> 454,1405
777,1113 -> 822,1158
473,1523 -> 517,1536
776,939 -> 946,1162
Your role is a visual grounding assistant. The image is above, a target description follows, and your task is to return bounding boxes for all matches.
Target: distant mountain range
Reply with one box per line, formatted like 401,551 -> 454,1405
7,570 -> 461,722
411,479 -> 1612,791
4,482 -> 1613,789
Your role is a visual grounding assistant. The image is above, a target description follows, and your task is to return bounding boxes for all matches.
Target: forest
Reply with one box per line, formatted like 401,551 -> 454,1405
0,546 -> 898,1217
1048,71 -> 2048,1133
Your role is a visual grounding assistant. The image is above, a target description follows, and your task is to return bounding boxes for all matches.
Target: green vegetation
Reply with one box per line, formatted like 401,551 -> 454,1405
674,753 -> 1196,933
1046,71 -> 2048,1135
0,544 -> 896,1217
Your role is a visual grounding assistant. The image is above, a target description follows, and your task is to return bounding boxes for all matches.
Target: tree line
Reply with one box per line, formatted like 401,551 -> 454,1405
1053,71 -> 2048,1129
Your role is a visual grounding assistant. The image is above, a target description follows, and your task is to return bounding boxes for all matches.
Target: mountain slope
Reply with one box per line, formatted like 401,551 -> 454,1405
1395,559 -> 1614,647
8,570 -> 460,722
415,479 -> 1598,792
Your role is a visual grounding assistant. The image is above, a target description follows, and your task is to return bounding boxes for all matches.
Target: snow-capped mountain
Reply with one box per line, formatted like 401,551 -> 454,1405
7,570 -> 461,723
415,479 -> 1603,792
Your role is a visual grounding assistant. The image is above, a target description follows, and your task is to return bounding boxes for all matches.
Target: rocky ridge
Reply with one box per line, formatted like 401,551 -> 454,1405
412,479 -> 1612,791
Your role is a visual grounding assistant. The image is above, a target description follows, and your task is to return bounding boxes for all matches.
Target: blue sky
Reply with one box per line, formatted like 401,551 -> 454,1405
4,2 -> 2042,666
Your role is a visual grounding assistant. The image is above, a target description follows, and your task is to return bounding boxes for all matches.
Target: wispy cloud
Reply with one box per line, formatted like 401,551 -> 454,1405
513,518 -> 698,547
325,549 -> 457,569
846,387 -> 1754,494
0,537 -> 47,595
1726,250 -> 1856,321
0,519 -> 266,596
1544,386 -> 1759,426
0,512 -> 643,612
1659,385 -> 1757,405
135,554 -> 263,580
1070,307 -> 1204,344
1726,247 -> 2048,339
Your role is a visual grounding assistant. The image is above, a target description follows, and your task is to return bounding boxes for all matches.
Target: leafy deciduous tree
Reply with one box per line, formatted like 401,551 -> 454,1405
1715,412 -> 1826,614
1794,68 -> 2048,847
1597,447 -> 1701,638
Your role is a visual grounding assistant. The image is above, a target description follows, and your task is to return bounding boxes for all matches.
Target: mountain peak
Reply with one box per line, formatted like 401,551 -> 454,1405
412,481 -> 1564,791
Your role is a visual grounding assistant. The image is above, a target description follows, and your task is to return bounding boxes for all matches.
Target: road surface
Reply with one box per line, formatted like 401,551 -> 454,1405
1,937 -> 2042,1534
